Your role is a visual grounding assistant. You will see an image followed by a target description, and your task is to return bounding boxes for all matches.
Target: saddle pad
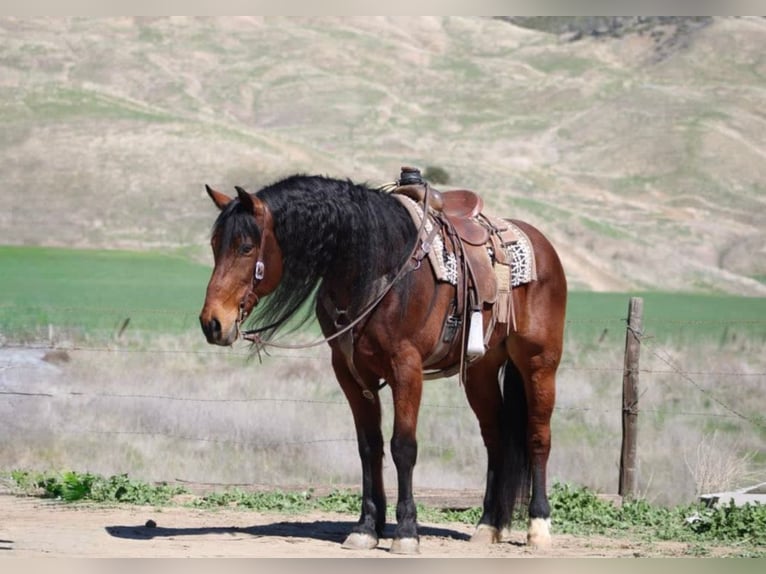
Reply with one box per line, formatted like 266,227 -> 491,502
393,194 -> 457,285
506,221 -> 537,286
487,218 -> 537,326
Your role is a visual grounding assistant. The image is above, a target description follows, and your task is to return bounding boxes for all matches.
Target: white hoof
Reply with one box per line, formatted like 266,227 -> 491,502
470,524 -> 501,544
342,532 -> 378,550
527,517 -> 552,549
390,537 -> 420,555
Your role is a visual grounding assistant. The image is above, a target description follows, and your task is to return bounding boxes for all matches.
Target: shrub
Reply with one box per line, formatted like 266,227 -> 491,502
423,165 -> 450,185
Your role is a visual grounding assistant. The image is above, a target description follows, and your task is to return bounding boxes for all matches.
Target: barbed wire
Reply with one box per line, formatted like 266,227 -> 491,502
1,312 -> 764,436
0,388 -> 600,411
3,301 -> 766,325
0,342 -> 324,359
64,428 -> 357,449
2,343 -> 764,378
632,332 -> 765,430
0,403 -> 749,455
0,387 -> 752,422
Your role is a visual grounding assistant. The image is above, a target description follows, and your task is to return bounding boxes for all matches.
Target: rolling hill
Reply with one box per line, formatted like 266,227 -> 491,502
1,16 -> 764,295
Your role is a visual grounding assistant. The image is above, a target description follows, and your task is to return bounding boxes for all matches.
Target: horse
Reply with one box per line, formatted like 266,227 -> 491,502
199,169 -> 567,554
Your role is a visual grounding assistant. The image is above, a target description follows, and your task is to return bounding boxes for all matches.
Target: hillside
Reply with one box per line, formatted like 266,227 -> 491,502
1,16 -> 765,294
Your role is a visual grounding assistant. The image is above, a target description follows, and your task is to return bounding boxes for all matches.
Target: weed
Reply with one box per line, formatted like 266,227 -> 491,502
685,500 -> 766,544
314,489 -> 362,514
549,482 -> 766,547
10,469 -> 97,501
422,505 -> 484,525
89,474 -> 187,505
684,542 -> 710,556
192,488 -> 333,514
10,470 -> 186,505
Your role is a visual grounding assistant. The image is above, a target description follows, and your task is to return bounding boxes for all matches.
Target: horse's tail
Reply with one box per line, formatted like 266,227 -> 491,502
496,360 -> 531,528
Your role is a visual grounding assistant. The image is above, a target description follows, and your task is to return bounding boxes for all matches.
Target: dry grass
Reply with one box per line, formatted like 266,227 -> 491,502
1,327 -> 763,506
684,432 -> 759,497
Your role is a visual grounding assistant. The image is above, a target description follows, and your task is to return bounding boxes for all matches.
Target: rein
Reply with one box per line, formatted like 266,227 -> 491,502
239,181 -> 433,351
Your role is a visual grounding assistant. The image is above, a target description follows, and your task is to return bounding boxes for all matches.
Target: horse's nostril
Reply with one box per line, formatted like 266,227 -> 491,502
200,316 -> 223,340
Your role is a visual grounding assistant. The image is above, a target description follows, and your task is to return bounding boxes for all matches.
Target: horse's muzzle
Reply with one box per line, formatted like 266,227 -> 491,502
199,314 -> 238,346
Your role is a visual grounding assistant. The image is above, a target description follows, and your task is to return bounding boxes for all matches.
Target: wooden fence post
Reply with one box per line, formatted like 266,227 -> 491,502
619,296 -> 643,500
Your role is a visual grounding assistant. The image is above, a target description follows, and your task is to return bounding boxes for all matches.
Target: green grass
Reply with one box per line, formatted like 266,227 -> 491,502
525,54 -> 595,75
550,483 -> 766,552
2,246 -> 765,344
9,470 -> 187,505
567,291 -> 766,324
566,291 -> 766,345
578,215 -> 631,240
20,86 -> 178,123
0,245 -> 211,337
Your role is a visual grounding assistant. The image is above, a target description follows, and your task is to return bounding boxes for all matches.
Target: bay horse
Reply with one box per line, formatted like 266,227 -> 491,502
199,170 -> 567,554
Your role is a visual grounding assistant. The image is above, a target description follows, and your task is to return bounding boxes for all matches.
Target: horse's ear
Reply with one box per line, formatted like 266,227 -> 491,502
205,184 -> 232,210
235,186 -> 262,216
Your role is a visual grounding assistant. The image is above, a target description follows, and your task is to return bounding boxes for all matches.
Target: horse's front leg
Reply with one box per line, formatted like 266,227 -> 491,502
330,349 -> 386,550
388,346 -> 424,555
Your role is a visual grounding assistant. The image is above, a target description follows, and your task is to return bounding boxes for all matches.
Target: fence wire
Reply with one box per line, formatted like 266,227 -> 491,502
1,313 -> 764,454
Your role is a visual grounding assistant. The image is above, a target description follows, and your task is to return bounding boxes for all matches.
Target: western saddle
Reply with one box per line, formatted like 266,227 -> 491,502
394,168 -> 490,247
391,167 -> 523,380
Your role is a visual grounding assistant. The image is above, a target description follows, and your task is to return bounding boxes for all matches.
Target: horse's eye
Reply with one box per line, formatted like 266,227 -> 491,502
239,243 -> 254,255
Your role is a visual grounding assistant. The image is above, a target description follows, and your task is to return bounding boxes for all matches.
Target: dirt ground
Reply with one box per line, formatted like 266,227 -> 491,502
0,492 -> 745,559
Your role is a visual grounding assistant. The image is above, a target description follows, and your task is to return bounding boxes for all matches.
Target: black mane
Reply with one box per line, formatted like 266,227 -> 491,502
214,174 -> 417,340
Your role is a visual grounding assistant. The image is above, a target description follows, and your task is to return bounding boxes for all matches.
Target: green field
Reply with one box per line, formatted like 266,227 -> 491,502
565,291 -> 766,346
1,246 -> 765,344
0,245 -> 211,338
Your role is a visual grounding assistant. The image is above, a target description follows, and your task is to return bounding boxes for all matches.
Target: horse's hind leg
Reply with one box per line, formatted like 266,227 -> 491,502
507,337 -> 559,549
463,334 -> 560,549
462,347 -> 508,544
330,349 -> 386,550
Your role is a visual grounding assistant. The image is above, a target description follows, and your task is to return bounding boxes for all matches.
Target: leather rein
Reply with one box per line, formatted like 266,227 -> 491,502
238,182 -> 433,351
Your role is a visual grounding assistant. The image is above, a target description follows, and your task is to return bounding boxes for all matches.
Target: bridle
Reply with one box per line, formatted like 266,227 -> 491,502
236,229 -> 268,328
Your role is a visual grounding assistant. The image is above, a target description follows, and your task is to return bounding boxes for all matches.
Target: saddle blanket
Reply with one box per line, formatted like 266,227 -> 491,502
393,193 -> 536,298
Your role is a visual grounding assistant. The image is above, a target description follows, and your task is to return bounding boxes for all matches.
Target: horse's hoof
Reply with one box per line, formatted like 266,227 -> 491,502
527,517 -> 552,549
342,532 -> 379,550
470,524 -> 501,544
390,537 -> 420,555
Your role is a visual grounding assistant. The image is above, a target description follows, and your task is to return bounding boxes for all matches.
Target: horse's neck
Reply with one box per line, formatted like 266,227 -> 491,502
275,187 -> 410,313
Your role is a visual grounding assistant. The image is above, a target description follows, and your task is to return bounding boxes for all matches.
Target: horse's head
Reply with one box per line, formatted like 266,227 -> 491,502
199,185 -> 283,345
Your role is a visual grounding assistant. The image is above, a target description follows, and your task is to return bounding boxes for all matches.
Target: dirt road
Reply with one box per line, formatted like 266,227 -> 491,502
0,493 -> 744,558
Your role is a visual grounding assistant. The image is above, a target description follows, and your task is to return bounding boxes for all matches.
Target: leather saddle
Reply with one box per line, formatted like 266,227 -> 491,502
392,180 -> 499,310
393,184 -> 490,246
